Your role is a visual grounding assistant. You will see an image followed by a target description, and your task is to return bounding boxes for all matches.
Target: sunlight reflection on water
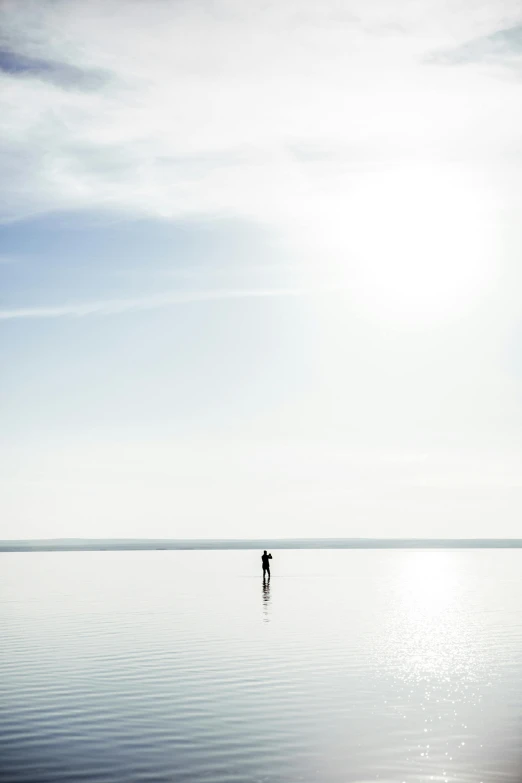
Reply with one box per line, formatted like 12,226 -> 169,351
371,552 -> 510,783
384,552 -> 478,680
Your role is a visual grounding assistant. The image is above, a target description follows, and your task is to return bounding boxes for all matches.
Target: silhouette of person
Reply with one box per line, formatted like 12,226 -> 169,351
262,550 -> 272,579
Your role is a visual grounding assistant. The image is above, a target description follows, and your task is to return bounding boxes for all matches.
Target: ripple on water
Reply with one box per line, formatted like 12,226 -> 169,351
1,550 -> 521,783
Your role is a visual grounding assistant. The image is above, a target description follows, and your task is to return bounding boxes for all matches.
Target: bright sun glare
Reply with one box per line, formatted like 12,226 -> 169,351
317,166 -> 495,326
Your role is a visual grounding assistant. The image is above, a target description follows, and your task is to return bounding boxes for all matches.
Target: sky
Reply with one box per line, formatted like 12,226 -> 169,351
1,0 -> 522,540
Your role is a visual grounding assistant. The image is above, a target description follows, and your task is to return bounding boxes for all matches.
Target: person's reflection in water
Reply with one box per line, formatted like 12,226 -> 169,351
262,575 -> 271,622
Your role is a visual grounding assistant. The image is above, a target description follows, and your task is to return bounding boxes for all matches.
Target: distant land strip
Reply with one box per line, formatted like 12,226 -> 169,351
1,538 -> 522,552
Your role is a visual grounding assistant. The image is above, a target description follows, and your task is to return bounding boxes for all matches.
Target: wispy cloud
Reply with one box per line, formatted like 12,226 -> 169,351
0,286 -> 329,320
428,24 -> 522,67
0,47 -> 110,90
1,0 -> 521,230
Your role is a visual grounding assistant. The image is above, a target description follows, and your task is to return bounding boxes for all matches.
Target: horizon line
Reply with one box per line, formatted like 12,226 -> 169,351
2,537 -> 522,552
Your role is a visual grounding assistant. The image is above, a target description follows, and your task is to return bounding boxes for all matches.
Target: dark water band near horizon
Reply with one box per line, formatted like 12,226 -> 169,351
2,537 -> 522,551
1,549 -> 521,783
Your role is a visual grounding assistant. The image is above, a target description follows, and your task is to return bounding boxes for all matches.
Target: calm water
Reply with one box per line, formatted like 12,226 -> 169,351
1,550 -> 521,783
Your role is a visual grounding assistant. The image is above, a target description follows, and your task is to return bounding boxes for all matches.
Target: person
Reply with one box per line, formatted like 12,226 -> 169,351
261,550 -> 272,579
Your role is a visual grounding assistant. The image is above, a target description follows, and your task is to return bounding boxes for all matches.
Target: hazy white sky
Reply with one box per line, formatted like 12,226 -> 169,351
1,0 -> 522,539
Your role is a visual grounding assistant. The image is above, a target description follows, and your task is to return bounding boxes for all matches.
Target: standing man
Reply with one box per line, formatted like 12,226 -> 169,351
261,550 -> 272,579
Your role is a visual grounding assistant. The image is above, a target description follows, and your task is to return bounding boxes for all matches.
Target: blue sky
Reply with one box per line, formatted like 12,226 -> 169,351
1,0 -> 522,539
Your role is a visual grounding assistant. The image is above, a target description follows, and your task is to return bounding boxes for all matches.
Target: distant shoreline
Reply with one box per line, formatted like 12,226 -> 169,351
1,538 -> 522,552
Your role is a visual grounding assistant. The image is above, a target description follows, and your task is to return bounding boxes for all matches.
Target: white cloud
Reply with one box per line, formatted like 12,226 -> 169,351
1,0 -> 522,230
428,23 -> 522,67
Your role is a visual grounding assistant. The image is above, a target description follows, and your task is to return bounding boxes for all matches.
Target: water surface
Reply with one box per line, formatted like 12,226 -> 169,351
1,550 -> 521,782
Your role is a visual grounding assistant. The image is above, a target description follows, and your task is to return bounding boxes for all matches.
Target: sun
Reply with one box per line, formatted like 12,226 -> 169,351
315,165 -> 495,327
